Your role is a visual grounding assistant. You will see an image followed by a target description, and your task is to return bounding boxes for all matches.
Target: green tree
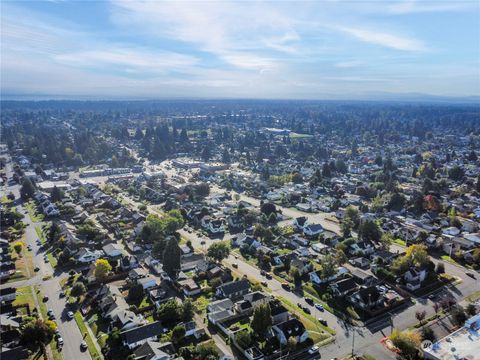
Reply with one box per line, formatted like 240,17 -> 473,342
451,305 -> 467,326
51,186 -> 63,203
359,220 -> 382,243
207,241 -> 230,263
157,299 -> 181,325
389,329 -> 421,360
182,298 -> 195,321
320,254 -> 337,280
287,336 -> 297,353
235,330 -> 252,349
250,303 -> 272,338
20,177 -> 35,200
344,205 -> 360,229
94,259 -> 112,281
20,319 -> 56,351
127,284 -> 144,303
163,237 -> 181,278
448,166 -> 465,181
13,241 -> 23,256
70,282 -> 87,298
171,324 -> 186,345
466,303 -> 477,316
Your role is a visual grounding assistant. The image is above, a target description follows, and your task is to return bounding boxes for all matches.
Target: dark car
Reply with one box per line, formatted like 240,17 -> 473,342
466,272 -> 476,279
297,302 -> 303,309
305,297 -> 314,306
282,283 -> 291,291
265,273 -> 272,279
260,270 -> 266,276
303,307 -> 311,314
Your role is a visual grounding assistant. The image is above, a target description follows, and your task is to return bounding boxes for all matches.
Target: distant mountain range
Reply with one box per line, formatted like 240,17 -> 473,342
1,92 -> 479,104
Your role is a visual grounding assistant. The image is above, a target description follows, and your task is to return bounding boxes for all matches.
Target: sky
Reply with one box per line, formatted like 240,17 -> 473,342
1,0 -> 479,100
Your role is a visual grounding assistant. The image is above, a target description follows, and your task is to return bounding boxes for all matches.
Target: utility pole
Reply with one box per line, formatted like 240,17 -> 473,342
351,328 -> 355,357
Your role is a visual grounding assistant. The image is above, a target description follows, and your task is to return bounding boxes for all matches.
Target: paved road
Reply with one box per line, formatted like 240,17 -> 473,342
4,158 -> 92,360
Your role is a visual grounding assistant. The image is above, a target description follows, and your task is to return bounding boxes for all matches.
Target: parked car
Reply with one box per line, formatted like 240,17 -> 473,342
232,263 -> 238,268
282,283 -> 291,291
308,346 -> 319,355
315,303 -> 324,311
265,273 -> 272,279
303,307 -> 311,314
297,302 -> 303,309
80,341 -> 87,351
260,270 -> 266,276
466,272 -> 476,279
305,297 -> 314,306
67,311 -> 74,320
318,318 -> 328,326
261,281 -> 268,287
57,337 -> 64,346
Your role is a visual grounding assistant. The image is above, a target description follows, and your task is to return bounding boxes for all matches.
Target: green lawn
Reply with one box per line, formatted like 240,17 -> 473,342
25,201 -> 44,222
6,241 -> 34,283
393,239 -> 406,247
13,286 -> 36,315
88,313 -> 110,349
277,296 -> 335,345
193,295 -> 210,314
35,225 -> 58,268
74,311 -> 102,360
440,255 -> 461,266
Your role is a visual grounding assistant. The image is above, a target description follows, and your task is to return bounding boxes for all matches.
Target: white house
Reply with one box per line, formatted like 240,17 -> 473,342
309,266 -> 349,285
76,248 -> 102,264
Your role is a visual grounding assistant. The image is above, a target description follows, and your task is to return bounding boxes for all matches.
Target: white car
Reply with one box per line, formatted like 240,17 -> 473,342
67,311 -> 74,320
308,346 -> 319,354
314,303 -> 324,311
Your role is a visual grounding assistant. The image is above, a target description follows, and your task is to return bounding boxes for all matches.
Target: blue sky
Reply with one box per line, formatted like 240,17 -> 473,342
1,0 -> 479,99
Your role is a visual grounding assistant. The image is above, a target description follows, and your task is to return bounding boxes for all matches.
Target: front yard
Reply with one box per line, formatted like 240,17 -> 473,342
25,201 -> 45,222
74,311 -> 102,360
277,296 -> 335,345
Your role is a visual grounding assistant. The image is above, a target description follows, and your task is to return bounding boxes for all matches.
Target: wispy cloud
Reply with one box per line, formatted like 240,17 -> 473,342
1,0 -> 478,98
334,25 -> 427,52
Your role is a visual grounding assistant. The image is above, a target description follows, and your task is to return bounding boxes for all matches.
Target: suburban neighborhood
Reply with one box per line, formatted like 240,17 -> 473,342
1,100 -> 479,360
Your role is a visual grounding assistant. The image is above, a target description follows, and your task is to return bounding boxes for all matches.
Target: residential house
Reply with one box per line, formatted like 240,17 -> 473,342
293,216 -> 308,231
216,279 -> 251,300
121,321 -> 163,350
349,257 -> 370,269
178,278 -> 202,297
329,278 -> 358,297
303,224 -> 323,238
201,216 -> 225,234
270,301 -> 289,325
348,286 -> 385,311
76,248 -> 102,264
350,269 -> 376,287
309,267 -> 349,285
102,243 -> 123,258
0,264 -> 15,280
349,241 -> 375,256
272,318 -> 309,345
404,268 -> 428,291
132,340 -> 171,360
0,288 -> 16,303
289,257 -> 312,275
227,215 -> 244,234
148,288 -> 168,309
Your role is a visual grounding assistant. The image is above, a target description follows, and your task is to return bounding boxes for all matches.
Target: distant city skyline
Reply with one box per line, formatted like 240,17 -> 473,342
1,0 -> 479,99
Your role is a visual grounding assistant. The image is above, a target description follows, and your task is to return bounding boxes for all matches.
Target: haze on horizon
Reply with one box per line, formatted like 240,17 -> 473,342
1,0 -> 479,100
